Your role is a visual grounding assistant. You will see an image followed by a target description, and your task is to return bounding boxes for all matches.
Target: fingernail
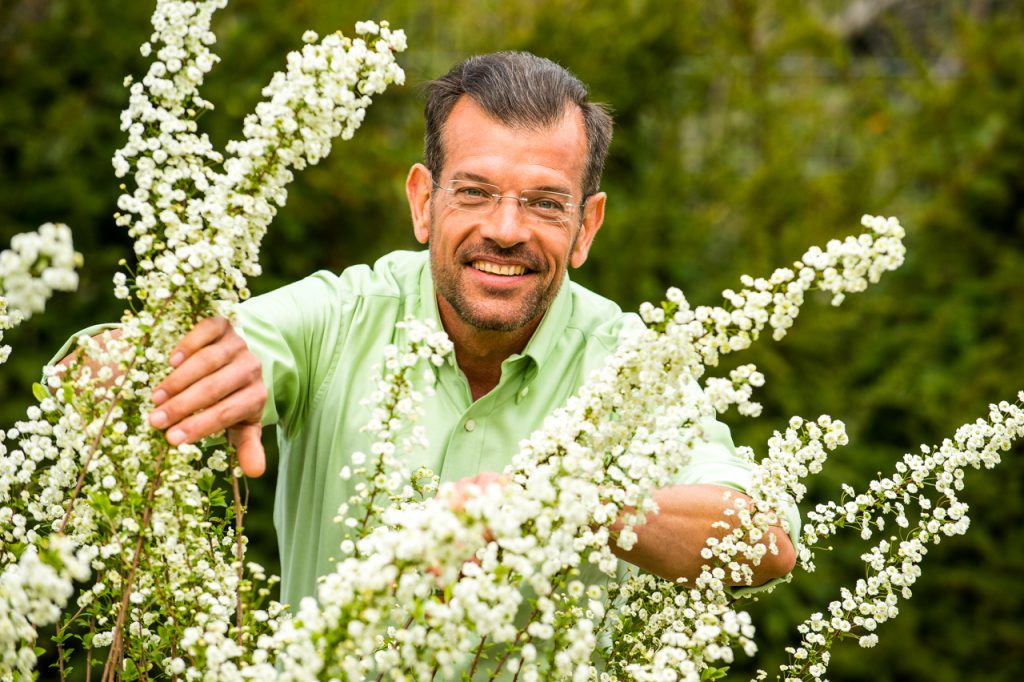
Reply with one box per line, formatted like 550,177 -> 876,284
152,389 -> 168,405
170,352 -> 184,367
167,428 -> 186,446
149,410 -> 168,428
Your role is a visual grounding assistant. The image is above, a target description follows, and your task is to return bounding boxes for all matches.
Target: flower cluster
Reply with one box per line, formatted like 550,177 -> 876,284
112,0 -> 406,320
704,364 -> 765,418
0,536 -> 92,678
775,395 -> 1024,681
656,214 -> 905,372
605,572 -> 757,682
0,1 -> 405,679
0,223 -> 81,365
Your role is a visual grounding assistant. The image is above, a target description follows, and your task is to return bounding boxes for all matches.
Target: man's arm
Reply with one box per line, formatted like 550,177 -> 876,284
451,476 -> 796,587
608,483 -> 797,586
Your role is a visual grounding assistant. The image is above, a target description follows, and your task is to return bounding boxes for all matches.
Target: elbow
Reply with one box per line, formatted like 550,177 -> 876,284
763,529 -> 797,581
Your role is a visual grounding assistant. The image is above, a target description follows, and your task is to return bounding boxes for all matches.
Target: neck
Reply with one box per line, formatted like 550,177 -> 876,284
437,296 -> 540,401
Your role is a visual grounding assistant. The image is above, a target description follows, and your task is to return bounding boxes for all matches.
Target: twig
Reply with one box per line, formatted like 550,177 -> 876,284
100,444 -> 169,682
468,635 -> 488,679
230,450 -> 245,644
488,606 -> 539,680
57,297 -> 174,535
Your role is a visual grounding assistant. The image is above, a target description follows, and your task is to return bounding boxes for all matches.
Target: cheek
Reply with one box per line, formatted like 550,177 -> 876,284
543,229 -> 577,267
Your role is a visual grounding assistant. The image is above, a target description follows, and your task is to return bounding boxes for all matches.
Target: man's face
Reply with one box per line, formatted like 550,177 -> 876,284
407,97 -> 605,334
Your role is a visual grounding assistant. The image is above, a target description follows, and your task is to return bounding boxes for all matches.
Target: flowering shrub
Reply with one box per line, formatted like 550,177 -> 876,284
1,1 -> 1022,681
1,0 -> 407,679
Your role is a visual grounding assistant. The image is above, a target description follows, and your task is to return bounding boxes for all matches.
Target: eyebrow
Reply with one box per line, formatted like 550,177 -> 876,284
450,171 -> 574,197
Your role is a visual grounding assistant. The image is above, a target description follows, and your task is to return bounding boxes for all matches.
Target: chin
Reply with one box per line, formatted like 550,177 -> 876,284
461,311 -> 532,333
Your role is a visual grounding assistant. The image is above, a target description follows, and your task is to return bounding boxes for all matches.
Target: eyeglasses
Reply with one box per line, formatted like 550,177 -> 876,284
432,179 -> 585,224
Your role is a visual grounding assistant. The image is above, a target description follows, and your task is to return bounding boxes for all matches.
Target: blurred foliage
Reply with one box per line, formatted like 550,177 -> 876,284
2,0 -> 1023,679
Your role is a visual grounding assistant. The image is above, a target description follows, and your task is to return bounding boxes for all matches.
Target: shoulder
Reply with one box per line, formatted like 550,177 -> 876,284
243,250 -> 428,309
325,249 -> 428,300
564,280 -> 644,350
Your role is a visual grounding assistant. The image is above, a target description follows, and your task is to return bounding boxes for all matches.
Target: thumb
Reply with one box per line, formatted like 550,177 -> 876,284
229,423 -> 266,477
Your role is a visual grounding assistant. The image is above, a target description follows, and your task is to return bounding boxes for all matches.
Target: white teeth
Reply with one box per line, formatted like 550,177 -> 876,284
472,261 -> 527,276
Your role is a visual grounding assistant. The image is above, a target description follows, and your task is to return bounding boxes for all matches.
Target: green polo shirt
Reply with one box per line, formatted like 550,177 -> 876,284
234,250 -> 794,609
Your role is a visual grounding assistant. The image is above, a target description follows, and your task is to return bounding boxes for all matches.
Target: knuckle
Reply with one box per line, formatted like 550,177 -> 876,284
206,316 -> 228,337
210,343 -> 232,367
212,401 -> 235,429
226,330 -> 245,353
243,353 -> 262,378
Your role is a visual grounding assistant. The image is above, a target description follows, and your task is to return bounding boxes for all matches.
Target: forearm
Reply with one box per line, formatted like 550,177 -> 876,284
609,483 -> 796,586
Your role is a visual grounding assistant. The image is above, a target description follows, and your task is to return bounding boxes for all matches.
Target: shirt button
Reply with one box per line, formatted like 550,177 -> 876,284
519,387 -> 530,398
464,419 -> 476,432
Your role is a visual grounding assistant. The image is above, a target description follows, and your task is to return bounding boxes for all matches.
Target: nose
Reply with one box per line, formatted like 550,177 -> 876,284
478,196 -> 531,248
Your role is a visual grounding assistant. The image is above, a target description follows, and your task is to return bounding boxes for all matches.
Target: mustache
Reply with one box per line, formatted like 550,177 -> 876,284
459,243 -> 545,272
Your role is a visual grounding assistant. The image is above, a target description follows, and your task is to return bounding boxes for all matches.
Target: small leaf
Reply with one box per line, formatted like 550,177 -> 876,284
32,382 -> 48,402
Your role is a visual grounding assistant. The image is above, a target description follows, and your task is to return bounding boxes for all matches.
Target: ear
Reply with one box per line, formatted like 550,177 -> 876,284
406,163 -> 433,244
569,191 -> 606,268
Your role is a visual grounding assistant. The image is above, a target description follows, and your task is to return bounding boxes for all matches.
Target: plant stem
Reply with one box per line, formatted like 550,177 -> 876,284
57,354 -> 143,535
468,635 -> 488,679
489,606 -> 539,681
57,297 -> 173,535
230,450 -> 245,645
101,443 -> 169,682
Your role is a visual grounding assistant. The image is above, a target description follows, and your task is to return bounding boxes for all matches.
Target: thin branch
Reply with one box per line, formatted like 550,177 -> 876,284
230,450 -> 245,645
100,444 -> 169,682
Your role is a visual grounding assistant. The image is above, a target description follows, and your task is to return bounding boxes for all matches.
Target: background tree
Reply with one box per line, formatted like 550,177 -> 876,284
2,0 -> 1021,679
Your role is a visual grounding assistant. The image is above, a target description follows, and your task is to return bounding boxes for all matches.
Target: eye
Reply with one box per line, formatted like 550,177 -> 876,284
456,185 -> 489,199
527,195 -> 566,212
450,183 -> 496,206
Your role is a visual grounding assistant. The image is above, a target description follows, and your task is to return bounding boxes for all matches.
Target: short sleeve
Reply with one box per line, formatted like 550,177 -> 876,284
44,323 -> 122,370
236,271 -> 355,432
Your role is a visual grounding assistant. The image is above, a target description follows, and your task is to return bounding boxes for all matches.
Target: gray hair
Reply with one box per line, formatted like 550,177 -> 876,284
423,51 -> 613,198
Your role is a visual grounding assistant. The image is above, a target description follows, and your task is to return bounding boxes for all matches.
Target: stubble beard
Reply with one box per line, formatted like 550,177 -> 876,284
429,225 -> 566,333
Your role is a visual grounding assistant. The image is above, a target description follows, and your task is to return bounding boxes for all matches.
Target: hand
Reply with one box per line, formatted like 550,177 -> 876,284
448,472 -> 507,542
448,473 -> 507,515
147,317 -> 268,477
426,473 -> 507,582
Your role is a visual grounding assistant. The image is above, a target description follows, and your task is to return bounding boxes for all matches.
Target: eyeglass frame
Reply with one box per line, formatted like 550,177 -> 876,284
431,177 -> 589,225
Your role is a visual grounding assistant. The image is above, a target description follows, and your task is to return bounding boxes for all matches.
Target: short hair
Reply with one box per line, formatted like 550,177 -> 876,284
423,51 -> 613,198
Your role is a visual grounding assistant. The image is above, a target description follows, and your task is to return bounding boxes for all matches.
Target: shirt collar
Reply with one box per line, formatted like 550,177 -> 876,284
415,253 -> 572,373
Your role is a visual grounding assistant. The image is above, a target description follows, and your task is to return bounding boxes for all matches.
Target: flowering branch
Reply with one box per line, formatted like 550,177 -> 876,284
0,223 -> 81,366
222,215 -> 906,681
772,395 -> 1024,681
0,1 -> 405,679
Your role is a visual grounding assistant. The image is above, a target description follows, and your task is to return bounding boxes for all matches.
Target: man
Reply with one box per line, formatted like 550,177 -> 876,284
144,52 -> 798,609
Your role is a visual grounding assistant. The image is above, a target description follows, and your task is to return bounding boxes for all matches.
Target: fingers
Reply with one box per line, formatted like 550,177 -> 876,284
229,423 -> 266,478
448,473 -> 507,511
152,324 -> 251,403
147,318 -> 267,457
160,381 -> 267,447
167,317 -> 231,368
150,351 -> 262,430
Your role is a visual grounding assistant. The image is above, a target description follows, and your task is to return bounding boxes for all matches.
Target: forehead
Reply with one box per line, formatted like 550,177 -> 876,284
439,96 -> 588,192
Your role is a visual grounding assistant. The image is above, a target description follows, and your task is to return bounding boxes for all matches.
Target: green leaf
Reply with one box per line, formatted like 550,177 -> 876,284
32,382 -> 48,402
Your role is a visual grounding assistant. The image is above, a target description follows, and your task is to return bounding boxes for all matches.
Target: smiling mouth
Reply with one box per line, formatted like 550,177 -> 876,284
471,260 -> 529,276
